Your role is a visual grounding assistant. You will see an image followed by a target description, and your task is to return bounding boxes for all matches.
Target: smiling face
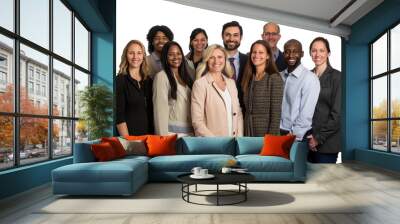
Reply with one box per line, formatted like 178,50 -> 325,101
310,40 -> 329,67
261,24 -> 281,50
251,43 -> 269,68
126,43 -> 144,69
153,31 -> 170,53
222,26 -> 241,51
207,48 -> 226,73
284,41 -> 303,72
167,45 -> 182,69
191,32 -> 208,53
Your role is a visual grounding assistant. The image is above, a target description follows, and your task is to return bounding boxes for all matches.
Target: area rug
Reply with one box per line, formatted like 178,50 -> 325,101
37,183 -> 361,214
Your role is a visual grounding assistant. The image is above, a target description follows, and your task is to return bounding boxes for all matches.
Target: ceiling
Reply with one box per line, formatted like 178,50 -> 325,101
165,0 -> 384,38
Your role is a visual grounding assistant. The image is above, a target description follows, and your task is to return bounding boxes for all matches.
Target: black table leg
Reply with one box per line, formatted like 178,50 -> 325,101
217,184 -> 220,206
245,183 -> 247,201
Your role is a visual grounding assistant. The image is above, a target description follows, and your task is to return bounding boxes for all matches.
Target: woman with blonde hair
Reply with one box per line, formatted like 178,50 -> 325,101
241,40 -> 284,136
191,44 -> 243,136
116,40 -> 154,136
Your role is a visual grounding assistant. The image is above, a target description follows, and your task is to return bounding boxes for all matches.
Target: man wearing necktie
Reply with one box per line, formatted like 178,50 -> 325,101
221,21 -> 248,110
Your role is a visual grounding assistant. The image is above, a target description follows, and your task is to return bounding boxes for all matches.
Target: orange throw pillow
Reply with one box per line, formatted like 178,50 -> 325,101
101,137 -> 126,158
124,135 -> 149,141
260,134 -> 296,159
91,142 -> 117,161
146,134 -> 177,157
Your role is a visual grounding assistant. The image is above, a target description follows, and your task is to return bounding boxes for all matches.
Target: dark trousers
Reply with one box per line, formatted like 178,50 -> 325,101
308,151 -> 338,163
280,129 -> 338,163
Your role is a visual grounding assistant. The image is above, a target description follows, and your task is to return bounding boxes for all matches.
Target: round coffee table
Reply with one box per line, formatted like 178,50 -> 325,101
177,172 -> 255,206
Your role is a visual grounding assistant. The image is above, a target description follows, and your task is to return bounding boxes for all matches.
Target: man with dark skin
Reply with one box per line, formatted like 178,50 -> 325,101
146,25 -> 174,78
280,39 -> 320,141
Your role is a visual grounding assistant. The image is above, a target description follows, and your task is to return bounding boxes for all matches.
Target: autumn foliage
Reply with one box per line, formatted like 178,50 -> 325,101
0,84 -> 59,150
372,99 -> 400,142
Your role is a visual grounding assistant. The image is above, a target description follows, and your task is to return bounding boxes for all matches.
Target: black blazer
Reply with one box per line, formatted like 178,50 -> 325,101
275,50 -> 287,72
115,74 -> 154,135
237,52 -> 248,84
312,65 -> 341,153
237,52 -> 248,111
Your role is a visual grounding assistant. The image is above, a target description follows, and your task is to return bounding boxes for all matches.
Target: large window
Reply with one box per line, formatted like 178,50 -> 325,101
0,0 -> 91,170
371,23 -> 400,154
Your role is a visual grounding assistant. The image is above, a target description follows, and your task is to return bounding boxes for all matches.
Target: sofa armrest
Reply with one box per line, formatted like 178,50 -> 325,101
73,140 -> 100,163
289,141 -> 308,181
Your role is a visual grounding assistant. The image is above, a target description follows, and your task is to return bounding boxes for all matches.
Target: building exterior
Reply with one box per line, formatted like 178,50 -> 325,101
0,41 -> 75,155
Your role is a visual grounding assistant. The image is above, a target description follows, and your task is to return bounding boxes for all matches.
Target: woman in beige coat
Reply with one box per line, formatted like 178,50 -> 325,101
153,41 -> 194,137
191,44 -> 243,137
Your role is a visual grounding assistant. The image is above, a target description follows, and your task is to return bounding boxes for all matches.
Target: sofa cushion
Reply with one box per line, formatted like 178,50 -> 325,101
124,135 -> 148,141
178,137 -> 236,155
116,155 -> 150,163
260,135 -> 296,159
236,155 -> 293,172
52,159 -> 146,183
101,137 -> 127,158
236,137 -> 263,155
148,154 -> 235,172
146,134 -> 177,157
91,142 -> 118,161
118,137 -> 147,156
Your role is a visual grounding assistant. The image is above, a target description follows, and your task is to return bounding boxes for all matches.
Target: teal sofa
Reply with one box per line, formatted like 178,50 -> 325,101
52,137 -> 308,196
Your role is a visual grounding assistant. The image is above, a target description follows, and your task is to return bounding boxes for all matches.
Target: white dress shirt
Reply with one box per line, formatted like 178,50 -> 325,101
280,64 -> 320,140
216,87 -> 233,136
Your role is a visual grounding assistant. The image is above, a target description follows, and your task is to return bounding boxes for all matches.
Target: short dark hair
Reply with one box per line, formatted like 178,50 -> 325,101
221,21 -> 243,36
284,39 -> 302,51
146,25 -> 174,53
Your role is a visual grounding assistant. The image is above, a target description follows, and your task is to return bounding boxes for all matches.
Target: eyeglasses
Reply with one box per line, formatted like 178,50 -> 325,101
263,32 -> 279,36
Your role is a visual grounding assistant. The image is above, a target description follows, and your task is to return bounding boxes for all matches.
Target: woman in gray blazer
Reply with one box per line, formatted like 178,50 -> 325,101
307,37 -> 341,163
241,40 -> 283,136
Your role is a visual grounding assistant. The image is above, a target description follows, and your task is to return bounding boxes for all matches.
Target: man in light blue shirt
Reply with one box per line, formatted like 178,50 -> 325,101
280,39 -> 320,141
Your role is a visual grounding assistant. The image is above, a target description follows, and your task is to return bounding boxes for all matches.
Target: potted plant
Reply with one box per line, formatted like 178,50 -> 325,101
79,84 -> 113,140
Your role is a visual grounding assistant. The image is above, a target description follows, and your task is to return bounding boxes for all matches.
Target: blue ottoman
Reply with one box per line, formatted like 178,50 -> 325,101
52,157 -> 148,196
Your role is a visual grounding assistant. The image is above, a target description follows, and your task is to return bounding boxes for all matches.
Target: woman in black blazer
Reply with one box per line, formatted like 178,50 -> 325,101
116,40 -> 154,136
307,37 -> 341,163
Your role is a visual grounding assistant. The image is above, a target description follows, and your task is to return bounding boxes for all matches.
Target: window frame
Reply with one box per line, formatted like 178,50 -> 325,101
370,20 -> 400,154
0,0 -> 92,171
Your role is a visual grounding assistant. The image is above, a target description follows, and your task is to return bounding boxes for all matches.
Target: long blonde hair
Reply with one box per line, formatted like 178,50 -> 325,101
118,40 -> 149,79
195,44 -> 234,80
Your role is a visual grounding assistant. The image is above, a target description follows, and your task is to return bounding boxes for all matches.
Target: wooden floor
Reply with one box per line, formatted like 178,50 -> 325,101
1,162 -> 400,224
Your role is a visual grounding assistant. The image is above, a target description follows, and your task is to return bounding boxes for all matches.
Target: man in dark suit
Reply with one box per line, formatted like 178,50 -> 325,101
262,22 -> 287,72
221,21 -> 248,109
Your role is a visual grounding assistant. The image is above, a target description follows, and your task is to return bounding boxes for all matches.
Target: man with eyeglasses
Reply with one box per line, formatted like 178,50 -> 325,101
280,39 -> 320,141
262,22 -> 287,72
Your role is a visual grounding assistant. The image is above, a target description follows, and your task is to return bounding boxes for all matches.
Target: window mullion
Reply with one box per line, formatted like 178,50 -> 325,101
14,0 -> 21,166
71,11 -> 76,153
48,0 -> 54,160
387,29 -> 391,152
